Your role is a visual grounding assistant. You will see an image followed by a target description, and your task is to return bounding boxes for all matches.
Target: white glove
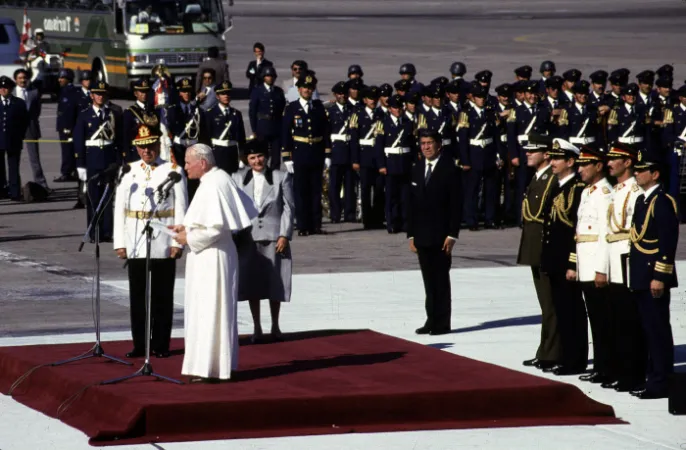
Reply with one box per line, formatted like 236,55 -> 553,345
284,161 -> 294,174
325,158 -> 331,169
77,167 -> 88,182
238,160 -> 245,169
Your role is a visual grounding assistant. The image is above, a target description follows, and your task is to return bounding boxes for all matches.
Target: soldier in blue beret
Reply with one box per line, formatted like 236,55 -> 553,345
281,72 -> 331,236
350,86 -> 385,229
627,150 -> 679,399
375,94 -> 416,233
0,76 -> 29,200
248,65 -> 286,170
326,81 -> 357,223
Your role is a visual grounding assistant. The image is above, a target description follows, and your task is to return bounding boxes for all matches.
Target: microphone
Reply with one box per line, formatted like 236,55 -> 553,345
87,163 -> 120,182
116,163 -> 131,185
156,171 -> 182,198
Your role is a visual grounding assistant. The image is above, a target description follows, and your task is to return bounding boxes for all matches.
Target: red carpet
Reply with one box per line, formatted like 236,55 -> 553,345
0,330 -> 621,446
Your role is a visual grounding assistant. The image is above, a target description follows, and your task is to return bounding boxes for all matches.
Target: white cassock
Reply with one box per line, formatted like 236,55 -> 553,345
181,167 -> 258,379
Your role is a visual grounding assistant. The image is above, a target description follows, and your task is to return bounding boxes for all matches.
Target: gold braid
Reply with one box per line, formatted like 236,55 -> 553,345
609,187 -> 632,232
522,173 -> 555,223
551,183 -> 581,228
630,196 -> 658,254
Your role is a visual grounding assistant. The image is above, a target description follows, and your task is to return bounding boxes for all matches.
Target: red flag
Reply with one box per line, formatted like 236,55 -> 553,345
19,8 -> 32,55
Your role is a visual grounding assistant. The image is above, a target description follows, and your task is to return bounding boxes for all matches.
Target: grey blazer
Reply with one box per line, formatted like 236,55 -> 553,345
232,167 -> 294,241
14,85 -> 41,139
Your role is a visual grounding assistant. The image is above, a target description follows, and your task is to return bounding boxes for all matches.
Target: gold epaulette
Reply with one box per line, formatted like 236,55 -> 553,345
458,111 -> 469,128
374,121 -> 384,136
417,114 -> 427,130
663,108 -> 674,125
602,186 -> 611,194
607,108 -> 619,126
558,109 -> 569,126
451,115 -> 457,128
644,110 -> 652,125
632,184 -> 640,192
349,113 -> 359,129
507,109 -> 517,123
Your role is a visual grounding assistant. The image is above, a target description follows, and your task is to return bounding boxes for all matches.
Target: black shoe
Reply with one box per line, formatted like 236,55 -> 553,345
553,365 -> 586,376
523,358 -> 539,367
415,325 -> 431,335
614,381 -> 644,393
468,226 -> 479,231
542,364 -> 560,373
579,372 -> 610,383
484,223 -> 497,230
126,349 -> 144,358
536,360 -> 557,370
632,388 -> 668,399
153,350 -> 171,358
429,327 -> 451,336
312,229 -> 328,235
298,231 -> 310,237
601,380 -> 619,389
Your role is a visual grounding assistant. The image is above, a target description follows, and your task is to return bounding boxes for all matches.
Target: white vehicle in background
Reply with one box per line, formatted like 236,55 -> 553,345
0,18 -> 23,81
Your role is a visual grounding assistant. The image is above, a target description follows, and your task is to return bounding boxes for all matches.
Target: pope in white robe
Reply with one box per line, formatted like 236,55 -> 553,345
170,143 -> 257,381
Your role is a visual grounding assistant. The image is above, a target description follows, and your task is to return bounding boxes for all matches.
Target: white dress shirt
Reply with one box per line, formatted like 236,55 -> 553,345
558,172 -> 575,187
535,163 -> 551,180
253,169 -> 266,205
299,97 -> 310,113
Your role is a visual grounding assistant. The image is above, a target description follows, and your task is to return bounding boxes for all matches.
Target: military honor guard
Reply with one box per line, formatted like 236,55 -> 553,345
346,78 -> 364,112
517,134 -> 560,370
205,81 -> 246,174
538,60 -> 556,94
539,75 -> 567,137
561,69 -> 582,103
558,81 -> 602,146
398,63 -> 423,94
169,77 -> 204,200
574,145 -> 615,385
604,143 -> 647,392
232,140 -> 295,342
73,81 -> 123,242
0,76 -> 29,201
539,138 -> 588,376
327,81 -> 357,223
122,79 -> 160,162
458,85 -> 502,230
661,84 -> 686,207
636,70 -> 655,108
495,83 -> 514,225
375,94 -> 416,233
377,83 -> 392,117
589,70 -> 609,108
515,65 -> 533,82
55,69 -> 79,183
75,70 -> 92,111
417,84 -> 456,159
113,124 -> 187,358
350,86 -> 385,229
281,72 -> 331,236
607,83 -> 651,151
248,65 -> 286,170
449,61 -> 467,81
628,150 -> 679,399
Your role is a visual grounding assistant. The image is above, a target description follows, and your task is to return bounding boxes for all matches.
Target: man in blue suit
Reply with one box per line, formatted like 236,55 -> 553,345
249,65 -> 286,170
0,76 -> 29,200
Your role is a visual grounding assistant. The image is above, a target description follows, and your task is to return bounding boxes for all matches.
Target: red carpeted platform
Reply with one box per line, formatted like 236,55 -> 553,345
0,330 -> 621,446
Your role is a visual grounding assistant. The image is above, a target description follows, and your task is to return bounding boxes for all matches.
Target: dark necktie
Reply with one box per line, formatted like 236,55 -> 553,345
98,109 -> 104,121
553,100 -> 558,108
425,162 -> 433,185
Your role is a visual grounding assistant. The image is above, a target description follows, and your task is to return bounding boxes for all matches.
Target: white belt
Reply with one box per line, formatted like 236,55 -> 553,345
331,133 -> 351,142
85,139 -> 113,147
470,138 -> 494,147
359,138 -> 375,146
517,134 -> 529,142
500,134 -> 507,143
173,136 -> 198,146
441,138 -> 452,146
618,136 -> 643,144
384,147 -> 411,155
569,137 -> 596,145
211,139 -> 238,147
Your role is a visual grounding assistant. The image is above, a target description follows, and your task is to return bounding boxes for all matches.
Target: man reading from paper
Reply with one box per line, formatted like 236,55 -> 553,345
169,143 -> 257,382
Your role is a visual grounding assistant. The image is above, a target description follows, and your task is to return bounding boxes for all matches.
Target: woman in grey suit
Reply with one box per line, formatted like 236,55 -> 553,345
232,140 -> 295,342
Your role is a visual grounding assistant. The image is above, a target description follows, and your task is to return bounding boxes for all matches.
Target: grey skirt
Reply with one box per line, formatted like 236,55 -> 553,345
238,239 -> 292,302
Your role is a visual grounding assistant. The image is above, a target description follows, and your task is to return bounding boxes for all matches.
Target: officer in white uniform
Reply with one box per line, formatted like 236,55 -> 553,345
113,123 -> 188,359
574,144 -> 613,385
603,143 -> 646,393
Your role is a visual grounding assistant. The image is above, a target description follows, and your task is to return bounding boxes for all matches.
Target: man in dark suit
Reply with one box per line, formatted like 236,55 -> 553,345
194,46 -> 229,93
13,69 -> 49,193
0,76 -> 29,200
245,42 -> 273,96
408,129 -> 462,336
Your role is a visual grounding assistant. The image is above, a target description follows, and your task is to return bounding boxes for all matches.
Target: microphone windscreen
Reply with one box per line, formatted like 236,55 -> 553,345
121,164 -> 132,174
168,172 -> 182,183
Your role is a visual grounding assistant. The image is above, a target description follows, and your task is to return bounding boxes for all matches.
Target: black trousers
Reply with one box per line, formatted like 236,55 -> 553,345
549,274 -> 588,369
293,163 -> 324,233
0,148 -> 21,199
359,166 -> 385,228
127,258 -> 176,353
385,173 -> 410,232
532,267 -> 561,362
328,164 -> 357,222
582,282 -> 614,376
58,134 -> 76,177
417,245 -> 452,330
463,166 -> 499,227
635,289 -> 674,393
86,178 -> 114,240
608,283 -> 647,384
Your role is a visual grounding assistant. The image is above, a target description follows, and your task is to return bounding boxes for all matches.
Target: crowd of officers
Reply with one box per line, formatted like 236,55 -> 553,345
518,134 -> 678,400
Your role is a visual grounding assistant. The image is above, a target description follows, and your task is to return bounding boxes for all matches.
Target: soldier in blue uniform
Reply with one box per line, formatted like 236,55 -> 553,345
347,64 -> 363,81
507,81 -> 546,226
327,81 -> 356,223
589,70 -> 608,107
346,78 -> 364,112
474,70 -> 499,109
449,61 -> 467,81
561,69 -> 582,104
399,63 -> 424,95
538,60 -> 556,95
660,84 -> 686,216
558,80 -> 603,147
605,69 -> 629,110
458,85 -> 503,230
635,70 -> 655,108
350,86 -> 385,229
404,92 -> 420,124
417,84 -> 457,160
514,65 -> 532,81
628,150 -> 679,399
445,81 -> 462,119
394,79 -> 411,99
377,83 -> 392,116
281,72 -> 331,236
538,75 -> 568,137
248,65 -> 286,170
0,76 -> 28,200
375,94 -> 416,233
55,69 -> 79,183
73,81 -> 123,241
122,79 -> 159,162
607,83 -> 651,151
204,81 -> 246,174
74,70 -> 92,111
495,83 -> 514,226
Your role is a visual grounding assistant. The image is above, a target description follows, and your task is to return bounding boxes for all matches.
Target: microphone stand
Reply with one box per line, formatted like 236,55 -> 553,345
53,175 -> 131,367
101,185 -> 183,386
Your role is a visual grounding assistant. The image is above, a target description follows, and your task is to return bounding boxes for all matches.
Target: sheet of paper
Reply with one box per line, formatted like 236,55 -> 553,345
149,220 -> 177,238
